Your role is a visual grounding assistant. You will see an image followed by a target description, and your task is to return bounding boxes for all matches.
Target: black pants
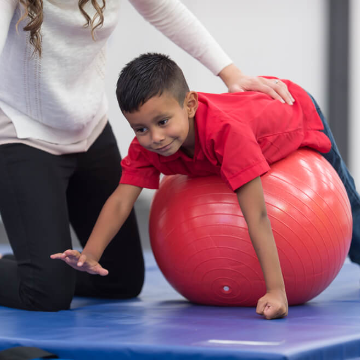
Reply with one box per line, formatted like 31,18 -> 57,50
0,123 -> 144,311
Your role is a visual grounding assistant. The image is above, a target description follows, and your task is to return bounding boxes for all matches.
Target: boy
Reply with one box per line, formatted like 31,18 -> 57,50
51,53 -> 360,320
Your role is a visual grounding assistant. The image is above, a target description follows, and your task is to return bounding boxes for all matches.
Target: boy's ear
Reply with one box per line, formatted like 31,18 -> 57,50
185,91 -> 198,118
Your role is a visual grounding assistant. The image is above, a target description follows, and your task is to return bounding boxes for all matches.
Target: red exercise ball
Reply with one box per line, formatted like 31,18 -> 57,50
149,149 -> 352,306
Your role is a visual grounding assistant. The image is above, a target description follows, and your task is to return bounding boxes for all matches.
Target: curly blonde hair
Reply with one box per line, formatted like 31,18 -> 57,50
16,0 -> 106,56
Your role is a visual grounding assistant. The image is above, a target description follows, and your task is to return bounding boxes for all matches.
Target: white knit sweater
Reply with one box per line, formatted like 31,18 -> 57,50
0,0 -> 232,146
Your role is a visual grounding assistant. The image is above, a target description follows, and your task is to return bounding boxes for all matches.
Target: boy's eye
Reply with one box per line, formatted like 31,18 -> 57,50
135,127 -> 147,134
159,119 -> 169,126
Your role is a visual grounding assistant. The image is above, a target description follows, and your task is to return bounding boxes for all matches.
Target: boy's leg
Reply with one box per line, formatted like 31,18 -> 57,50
67,123 -> 145,298
309,94 -> 360,265
0,144 -> 77,311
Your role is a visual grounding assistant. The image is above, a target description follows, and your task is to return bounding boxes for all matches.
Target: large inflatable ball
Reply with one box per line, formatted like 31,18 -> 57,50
149,149 -> 352,306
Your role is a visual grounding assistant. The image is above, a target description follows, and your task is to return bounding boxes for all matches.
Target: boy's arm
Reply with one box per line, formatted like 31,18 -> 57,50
51,184 -> 142,274
236,177 -> 288,320
82,183 -> 142,259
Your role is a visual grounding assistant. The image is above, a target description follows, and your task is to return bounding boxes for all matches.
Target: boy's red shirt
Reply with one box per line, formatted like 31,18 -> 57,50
120,79 -> 331,191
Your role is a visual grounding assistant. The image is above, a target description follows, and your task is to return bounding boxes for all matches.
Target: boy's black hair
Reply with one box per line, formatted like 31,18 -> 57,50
116,53 -> 190,113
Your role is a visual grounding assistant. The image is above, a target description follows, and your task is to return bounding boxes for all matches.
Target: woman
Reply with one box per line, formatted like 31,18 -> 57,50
0,0 -> 293,311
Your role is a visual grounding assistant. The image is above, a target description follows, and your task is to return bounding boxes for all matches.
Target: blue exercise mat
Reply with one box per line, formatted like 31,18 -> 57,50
0,245 -> 359,360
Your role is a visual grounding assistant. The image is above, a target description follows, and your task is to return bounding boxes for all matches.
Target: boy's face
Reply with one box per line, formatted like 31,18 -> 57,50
124,91 -> 197,157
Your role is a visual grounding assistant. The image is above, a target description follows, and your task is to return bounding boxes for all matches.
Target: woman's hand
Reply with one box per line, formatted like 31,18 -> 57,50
218,64 -> 295,105
50,249 -> 109,276
256,289 -> 288,320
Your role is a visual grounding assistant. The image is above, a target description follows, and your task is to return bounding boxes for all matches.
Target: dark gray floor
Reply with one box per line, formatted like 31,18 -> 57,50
0,198 -> 152,251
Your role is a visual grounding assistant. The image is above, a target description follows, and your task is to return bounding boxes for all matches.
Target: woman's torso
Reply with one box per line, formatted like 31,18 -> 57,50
0,0 -> 121,145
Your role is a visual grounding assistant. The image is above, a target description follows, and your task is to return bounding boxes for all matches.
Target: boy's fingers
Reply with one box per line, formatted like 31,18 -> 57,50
64,249 -> 79,257
77,254 -> 87,267
50,253 -> 65,259
51,250 -> 107,276
264,308 -> 279,320
263,307 -> 275,319
256,301 -> 266,315
263,305 -> 287,320
98,267 -> 109,276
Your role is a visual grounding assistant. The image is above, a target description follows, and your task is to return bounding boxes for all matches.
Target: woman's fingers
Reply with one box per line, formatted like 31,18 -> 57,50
254,78 -> 294,105
265,78 -> 295,104
227,74 -> 295,105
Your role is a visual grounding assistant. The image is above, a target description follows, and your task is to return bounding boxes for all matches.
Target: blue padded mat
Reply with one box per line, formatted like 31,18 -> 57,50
0,245 -> 359,360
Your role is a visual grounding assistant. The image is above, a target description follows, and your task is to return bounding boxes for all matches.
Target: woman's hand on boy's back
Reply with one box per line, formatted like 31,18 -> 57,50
256,289 -> 288,320
50,249 -> 109,276
218,64 -> 295,105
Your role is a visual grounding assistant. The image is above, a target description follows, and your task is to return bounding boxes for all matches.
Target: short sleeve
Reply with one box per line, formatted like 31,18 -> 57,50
120,139 -> 161,189
211,122 -> 270,191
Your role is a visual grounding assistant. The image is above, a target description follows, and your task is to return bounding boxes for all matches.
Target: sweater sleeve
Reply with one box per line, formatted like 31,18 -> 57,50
128,0 -> 232,75
0,0 -> 17,58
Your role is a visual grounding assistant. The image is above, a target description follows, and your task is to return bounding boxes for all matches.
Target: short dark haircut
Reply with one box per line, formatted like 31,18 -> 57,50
116,53 -> 190,113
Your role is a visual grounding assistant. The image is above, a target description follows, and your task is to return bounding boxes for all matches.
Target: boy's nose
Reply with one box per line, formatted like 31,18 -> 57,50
151,131 -> 165,144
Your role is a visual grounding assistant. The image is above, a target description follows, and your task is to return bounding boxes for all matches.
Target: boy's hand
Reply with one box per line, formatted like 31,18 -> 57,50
50,250 -> 109,276
256,290 -> 288,320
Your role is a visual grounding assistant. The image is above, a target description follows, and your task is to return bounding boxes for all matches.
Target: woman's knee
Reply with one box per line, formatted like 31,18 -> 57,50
90,270 -> 145,299
18,264 -> 76,312
19,283 -> 74,312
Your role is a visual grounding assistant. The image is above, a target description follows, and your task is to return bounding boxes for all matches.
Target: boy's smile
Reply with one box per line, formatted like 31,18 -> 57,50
124,91 -> 197,157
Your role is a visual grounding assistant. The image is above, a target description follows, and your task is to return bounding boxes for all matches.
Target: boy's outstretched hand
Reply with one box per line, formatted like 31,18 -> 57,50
50,250 -> 109,276
256,290 -> 288,320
